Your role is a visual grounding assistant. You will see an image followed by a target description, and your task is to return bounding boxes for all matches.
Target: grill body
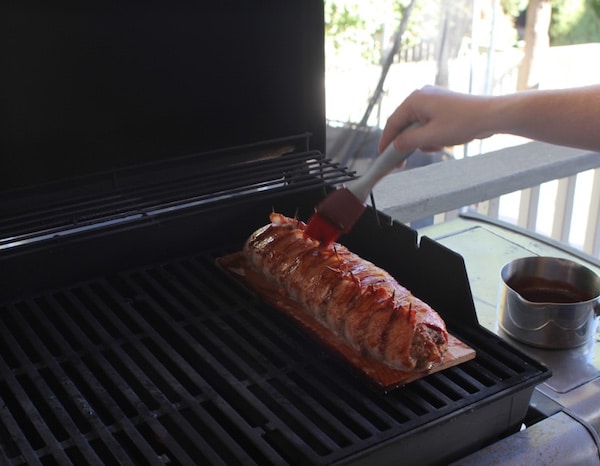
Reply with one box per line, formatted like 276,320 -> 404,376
0,156 -> 550,464
1,3 -> 550,465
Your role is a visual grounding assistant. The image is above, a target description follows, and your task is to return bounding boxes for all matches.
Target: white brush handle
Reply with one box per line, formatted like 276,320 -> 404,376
346,125 -> 418,202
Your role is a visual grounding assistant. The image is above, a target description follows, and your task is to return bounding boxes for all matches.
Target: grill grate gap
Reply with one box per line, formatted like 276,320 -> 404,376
0,404 -> 20,459
461,360 -> 501,388
79,351 -> 142,418
64,445 -> 88,465
486,340 -> 534,375
187,349 -> 269,429
119,342 -> 182,404
426,372 -> 471,401
181,255 -> 259,309
147,266 -> 207,316
157,413 -> 215,465
135,420 -> 203,465
51,293 -> 102,347
135,423 -> 176,465
458,327 -> 535,378
59,360 -> 117,425
227,304 -> 310,363
184,322 -> 260,381
89,437 -> 121,465
16,374 -> 68,443
389,387 -> 430,416
268,377 -> 354,449
247,381 -> 333,457
41,455 -> 60,466
70,288 -> 124,342
196,402 -> 273,466
172,259 -> 243,310
297,365 -> 401,431
128,272 -> 186,323
261,426 -> 315,466
286,371 -> 383,439
408,379 -> 450,410
100,349 -> 161,411
220,314 -> 287,371
442,366 -> 482,394
139,337 -> 200,399
87,283 -> 142,335
38,368 -> 92,435
0,379 -> 45,451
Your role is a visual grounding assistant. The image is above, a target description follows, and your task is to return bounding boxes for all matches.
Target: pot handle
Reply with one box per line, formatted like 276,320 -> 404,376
594,300 -> 600,317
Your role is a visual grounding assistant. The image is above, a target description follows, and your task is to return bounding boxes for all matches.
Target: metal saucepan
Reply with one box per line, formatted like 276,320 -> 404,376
497,256 -> 600,349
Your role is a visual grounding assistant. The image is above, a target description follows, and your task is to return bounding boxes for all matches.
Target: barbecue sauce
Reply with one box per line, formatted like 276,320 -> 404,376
508,277 -> 595,303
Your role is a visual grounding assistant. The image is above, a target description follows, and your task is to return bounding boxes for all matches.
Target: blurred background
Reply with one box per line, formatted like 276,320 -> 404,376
324,0 -> 600,246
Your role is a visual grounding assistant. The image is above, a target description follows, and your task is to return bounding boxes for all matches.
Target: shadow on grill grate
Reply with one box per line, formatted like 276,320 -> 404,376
0,248 -> 548,466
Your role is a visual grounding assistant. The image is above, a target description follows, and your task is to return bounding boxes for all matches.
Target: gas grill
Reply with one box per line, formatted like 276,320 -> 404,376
1,2 -> 550,465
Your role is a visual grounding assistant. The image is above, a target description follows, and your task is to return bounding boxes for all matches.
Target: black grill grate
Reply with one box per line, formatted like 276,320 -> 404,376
0,249 -> 548,465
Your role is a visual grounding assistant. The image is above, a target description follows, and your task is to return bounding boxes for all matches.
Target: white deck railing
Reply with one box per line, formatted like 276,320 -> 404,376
372,141 -> 600,257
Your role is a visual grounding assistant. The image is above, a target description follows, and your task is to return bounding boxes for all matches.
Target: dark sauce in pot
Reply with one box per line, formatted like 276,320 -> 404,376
508,277 -> 595,303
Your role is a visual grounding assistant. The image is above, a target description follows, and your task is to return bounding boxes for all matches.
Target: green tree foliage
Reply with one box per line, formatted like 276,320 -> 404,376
325,0 -> 433,64
501,0 -> 600,45
500,0 -> 528,17
549,0 -> 600,45
593,0 -> 600,18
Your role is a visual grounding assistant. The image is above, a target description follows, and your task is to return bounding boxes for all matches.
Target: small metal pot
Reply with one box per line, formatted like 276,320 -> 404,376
497,256 -> 600,349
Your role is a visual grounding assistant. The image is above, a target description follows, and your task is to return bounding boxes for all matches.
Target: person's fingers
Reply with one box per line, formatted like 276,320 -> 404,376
379,105 -> 416,153
390,121 -> 427,153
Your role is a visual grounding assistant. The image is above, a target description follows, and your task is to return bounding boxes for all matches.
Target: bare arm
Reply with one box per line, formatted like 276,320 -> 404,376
379,85 -> 600,154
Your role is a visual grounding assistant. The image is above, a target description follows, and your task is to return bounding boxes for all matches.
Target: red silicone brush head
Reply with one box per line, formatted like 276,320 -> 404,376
304,187 -> 367,245
304,211 -> 342,245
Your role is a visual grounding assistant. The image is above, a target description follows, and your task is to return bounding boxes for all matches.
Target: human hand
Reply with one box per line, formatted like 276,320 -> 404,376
378,85 -> 495,154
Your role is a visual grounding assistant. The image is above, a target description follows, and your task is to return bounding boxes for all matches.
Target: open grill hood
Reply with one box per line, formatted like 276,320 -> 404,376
1,2 -> 326,192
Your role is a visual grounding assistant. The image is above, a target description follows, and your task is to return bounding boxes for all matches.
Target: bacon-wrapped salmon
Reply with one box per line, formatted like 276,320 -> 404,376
243,213 -> 448,371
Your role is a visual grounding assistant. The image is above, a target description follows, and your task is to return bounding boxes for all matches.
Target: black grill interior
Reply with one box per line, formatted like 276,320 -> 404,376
0,242 -> 549,465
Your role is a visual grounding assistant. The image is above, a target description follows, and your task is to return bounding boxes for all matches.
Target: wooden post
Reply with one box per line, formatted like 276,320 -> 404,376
517,0 -> 552,91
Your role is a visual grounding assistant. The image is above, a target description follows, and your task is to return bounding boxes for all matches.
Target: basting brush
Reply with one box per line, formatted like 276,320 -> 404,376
305,137 -> 416,245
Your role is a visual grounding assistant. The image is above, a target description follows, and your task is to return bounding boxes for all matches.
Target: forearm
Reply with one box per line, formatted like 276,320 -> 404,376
380,85 -> 600,155
486,85 -> 600,151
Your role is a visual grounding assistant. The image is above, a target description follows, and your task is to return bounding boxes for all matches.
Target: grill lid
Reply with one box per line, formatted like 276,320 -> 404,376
1,2 -> 325,195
